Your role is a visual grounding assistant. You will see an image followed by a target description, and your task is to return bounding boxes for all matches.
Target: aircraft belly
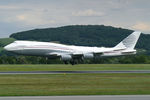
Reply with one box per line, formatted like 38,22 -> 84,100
15,48 -> 72,56
16,49 -> 50,56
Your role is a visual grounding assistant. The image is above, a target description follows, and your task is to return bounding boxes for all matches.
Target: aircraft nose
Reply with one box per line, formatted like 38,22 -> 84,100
4,45 -> 13,51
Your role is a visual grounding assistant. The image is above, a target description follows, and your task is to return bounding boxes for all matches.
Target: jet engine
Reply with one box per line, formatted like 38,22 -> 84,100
83,53 -> 94,59
61,55 -> 72,61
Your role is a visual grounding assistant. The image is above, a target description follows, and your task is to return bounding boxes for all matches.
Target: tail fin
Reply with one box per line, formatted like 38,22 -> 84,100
115,31 -> 141,49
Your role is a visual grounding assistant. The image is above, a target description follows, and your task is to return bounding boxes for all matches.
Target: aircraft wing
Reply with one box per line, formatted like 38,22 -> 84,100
45,52 -> 63,59
46,52 -> 63,56
46,47 -> 125,59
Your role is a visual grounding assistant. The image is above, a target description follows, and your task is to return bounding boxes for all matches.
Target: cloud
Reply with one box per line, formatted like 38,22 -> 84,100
0,0 -> 150,38
16,14 -> 56,25
132,22 -> 150,32
72,9 -> 104,17
17,15 -> 26,20
0,5 -> 19,10
2,13 -> 56,27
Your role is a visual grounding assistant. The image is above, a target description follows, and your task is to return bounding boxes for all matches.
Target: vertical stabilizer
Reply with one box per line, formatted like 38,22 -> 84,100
115,31 -> 141,49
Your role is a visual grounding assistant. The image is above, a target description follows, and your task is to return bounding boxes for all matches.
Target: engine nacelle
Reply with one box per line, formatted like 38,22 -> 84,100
83,53 -> 94,59
61,55 -> 72,61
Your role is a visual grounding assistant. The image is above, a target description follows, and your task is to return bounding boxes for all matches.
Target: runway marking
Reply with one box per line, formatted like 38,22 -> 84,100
0,70 -> 150,74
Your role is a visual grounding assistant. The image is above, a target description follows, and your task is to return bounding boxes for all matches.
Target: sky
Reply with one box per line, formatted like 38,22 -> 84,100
0,0 -> 150,38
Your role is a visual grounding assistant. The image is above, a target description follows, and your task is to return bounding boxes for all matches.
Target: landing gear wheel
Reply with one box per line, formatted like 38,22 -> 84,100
70,60 -> 78,65
70,61 -> 75,65
64,61 -> 68,64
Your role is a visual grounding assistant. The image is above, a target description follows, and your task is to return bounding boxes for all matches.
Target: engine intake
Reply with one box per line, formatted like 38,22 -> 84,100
83,53 -> 94,59
61,55 -> 72,61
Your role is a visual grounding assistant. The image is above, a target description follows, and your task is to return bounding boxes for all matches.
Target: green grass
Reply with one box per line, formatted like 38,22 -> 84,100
0,38 -> 15,47
0,64 -> 149,71
0,47 -> 3,52
0,38 -> 15,54
0,64 -> 149,96
0,73 -> 150,96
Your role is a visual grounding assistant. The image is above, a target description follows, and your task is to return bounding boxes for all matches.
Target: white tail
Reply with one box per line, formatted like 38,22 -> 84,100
115,31 -> 141,49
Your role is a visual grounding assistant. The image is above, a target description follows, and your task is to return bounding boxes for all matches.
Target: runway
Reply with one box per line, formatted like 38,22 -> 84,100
0,70 -> 150,74
0,95 -> 150,100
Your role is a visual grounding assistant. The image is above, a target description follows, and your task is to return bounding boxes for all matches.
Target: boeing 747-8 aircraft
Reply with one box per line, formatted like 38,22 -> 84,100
4,31 -> 141,65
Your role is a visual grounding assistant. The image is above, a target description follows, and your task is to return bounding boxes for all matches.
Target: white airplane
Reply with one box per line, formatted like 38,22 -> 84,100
4,31 -> 141,65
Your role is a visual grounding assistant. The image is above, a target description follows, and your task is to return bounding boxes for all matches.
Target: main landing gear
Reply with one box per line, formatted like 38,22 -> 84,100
63,60 -> 79,65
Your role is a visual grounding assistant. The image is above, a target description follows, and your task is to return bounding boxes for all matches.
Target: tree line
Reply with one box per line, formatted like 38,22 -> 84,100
0,55 -> 150,64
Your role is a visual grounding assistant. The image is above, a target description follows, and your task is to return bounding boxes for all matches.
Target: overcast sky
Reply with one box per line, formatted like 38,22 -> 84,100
0,0 -> 150,38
